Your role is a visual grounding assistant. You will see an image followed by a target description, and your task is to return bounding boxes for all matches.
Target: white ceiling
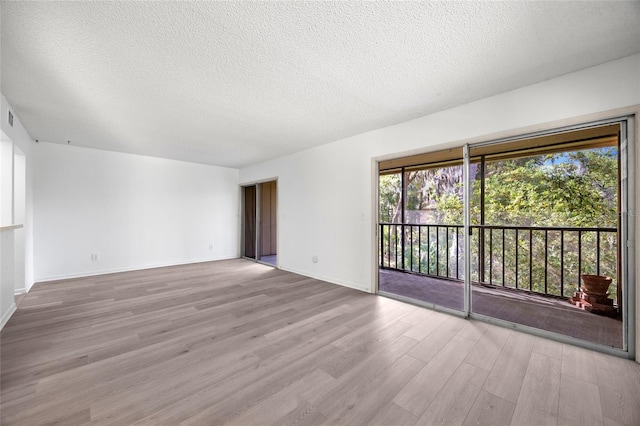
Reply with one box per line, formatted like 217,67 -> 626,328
1,1 -> 639,168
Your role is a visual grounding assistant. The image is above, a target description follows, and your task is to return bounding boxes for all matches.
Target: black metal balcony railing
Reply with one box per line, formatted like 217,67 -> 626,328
379,223 -> 618,299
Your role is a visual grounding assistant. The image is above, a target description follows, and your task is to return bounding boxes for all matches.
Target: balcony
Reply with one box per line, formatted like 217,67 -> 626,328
379,223 -> 622,348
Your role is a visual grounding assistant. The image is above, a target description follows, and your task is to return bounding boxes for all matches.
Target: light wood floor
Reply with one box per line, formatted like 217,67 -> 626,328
1,259 -> 639,425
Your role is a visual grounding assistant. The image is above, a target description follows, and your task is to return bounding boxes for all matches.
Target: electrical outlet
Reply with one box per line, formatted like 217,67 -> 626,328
91,253 -> 100,261
209,243 -> 213,251
312,256 -> 318,263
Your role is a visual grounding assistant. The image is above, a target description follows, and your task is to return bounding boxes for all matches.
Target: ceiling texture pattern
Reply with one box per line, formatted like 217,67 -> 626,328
1,1 -> 639,168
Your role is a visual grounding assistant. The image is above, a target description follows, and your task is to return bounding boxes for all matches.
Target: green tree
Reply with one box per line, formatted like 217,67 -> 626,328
380,146 -> 619,299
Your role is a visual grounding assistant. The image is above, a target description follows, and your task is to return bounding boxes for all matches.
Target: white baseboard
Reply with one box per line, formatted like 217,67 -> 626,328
34,256 -> 239,284
34,258 -> 373,296
14,288 -> 26,296
1,303 -> 17,330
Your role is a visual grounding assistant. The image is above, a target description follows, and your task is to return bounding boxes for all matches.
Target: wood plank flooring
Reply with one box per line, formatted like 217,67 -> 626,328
1,259 -> 639,425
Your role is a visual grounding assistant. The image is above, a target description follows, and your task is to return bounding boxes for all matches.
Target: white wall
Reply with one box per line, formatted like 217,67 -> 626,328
33,143 -> 239,281
0,229 -> 16,327
240,54 -> 640,293
13,150 -> 26,293
1,94 -> 35,328
0,135 -> 15,327
0,137 -> 13,225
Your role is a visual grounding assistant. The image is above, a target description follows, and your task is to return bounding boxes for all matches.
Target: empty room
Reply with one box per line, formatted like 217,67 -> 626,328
1,1 -> 640,425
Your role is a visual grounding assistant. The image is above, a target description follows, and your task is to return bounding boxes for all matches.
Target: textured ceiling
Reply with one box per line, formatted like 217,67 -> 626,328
1,1 -> 639,168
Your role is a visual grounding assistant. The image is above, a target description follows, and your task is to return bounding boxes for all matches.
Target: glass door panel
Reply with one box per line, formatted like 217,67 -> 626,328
378,162 -> 465,313
468,132 -> 624,349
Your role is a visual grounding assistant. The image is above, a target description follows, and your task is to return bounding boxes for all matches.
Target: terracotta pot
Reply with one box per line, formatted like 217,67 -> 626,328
580,274 -> 612,295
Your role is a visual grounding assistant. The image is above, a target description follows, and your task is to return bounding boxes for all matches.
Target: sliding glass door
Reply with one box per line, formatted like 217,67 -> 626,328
378,154 -> 466,314
379,117 -> 635,354
464,120 -> 633,352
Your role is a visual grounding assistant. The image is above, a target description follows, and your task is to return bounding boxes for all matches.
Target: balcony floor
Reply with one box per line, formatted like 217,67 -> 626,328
379,269 -> 623,348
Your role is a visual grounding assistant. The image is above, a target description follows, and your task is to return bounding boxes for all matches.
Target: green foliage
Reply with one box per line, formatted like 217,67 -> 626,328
480,150 -> 618,228
379,174 -> 401,223
379,147 -> 619,300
